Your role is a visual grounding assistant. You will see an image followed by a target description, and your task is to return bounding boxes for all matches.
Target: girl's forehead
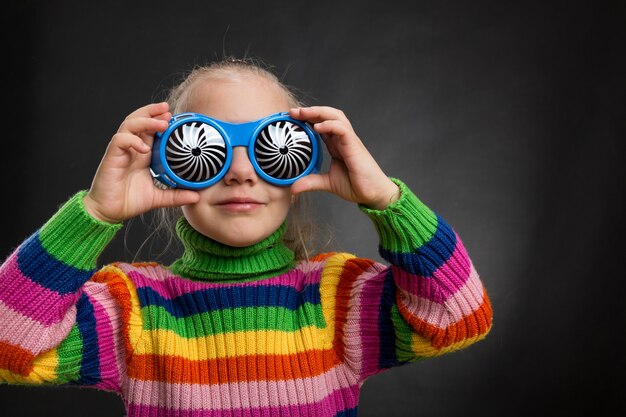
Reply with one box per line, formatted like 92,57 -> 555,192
187,75 -> 291,122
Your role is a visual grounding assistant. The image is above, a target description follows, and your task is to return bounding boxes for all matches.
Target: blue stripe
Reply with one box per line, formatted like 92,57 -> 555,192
379,215 -> 457,277
334,407 -> 358,417
378,269 -> 403,369
75,293 -> 100,385
16,233 -> 94,295
136,283 -> 321,318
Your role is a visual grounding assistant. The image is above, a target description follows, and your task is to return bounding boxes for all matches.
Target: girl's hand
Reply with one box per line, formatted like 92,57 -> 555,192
289,106 -> 400,210
83,102 -> 199,223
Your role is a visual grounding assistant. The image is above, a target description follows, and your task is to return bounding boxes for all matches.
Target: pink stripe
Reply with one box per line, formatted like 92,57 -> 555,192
397,263 -> 484,328
120,263 -> 323,300
294,259 -> 325,275
356,266 -> 388,380
0,252 -> 77,325
84,283 -> 121,391
394,236 -> 472,303
0,300 -> 76,353
127,363 -> 355,409
344,264 -> 388,380
127,385 -> 358,417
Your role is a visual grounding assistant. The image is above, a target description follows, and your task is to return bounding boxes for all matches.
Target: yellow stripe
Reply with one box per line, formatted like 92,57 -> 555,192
128,253 -> 355,358
0,348 -> 59,384
318,253 -> 354,350
132,324 -> 328,359
410,324 -> 492,357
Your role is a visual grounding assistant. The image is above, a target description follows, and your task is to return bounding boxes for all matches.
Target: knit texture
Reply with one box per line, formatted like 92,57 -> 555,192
170,218 -> 295,282
0,180 -> 492,416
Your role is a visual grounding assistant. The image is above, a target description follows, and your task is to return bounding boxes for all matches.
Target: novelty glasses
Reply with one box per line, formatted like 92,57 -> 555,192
150,112 -> 323,189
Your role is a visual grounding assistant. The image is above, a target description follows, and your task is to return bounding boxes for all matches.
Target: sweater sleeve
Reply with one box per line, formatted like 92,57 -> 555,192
0,191 -> 127,391
324,178 -> 492,382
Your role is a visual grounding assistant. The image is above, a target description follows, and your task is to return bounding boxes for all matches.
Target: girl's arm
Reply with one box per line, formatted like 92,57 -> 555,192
1,102 -> 192,389
291,107 -> 492,380
0,192 -> 125,389
357,178 -> 491,378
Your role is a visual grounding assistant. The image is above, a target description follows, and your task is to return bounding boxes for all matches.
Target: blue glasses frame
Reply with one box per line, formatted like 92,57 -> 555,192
150,112 -> 323,189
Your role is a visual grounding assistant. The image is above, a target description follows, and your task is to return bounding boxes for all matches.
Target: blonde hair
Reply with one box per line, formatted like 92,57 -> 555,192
141,56 -> 323,261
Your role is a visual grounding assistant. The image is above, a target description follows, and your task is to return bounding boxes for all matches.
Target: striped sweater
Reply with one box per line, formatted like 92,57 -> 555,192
0,179 -> 492,416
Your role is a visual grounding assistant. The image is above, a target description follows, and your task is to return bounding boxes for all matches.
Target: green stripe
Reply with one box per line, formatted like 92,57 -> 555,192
360,178 -> 439,253
54,325 -> 83,383
39,191 -> 122,271
141,303 -> 326,337
390,304 -> 424,363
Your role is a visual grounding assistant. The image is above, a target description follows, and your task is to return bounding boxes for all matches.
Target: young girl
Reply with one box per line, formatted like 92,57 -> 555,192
0,58 -> 492,416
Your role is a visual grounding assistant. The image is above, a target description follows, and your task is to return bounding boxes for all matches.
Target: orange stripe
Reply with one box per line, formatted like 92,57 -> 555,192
91,268 -> 135,358
398,288 -> 493,350
308,252 -> 336,262
334,258 -> 375,360
127,348 -> 339,384
0,341 -> 35,376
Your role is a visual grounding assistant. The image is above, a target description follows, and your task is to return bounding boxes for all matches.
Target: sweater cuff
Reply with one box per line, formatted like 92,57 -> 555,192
359,178 -> 439,253
38,191 -> 123,270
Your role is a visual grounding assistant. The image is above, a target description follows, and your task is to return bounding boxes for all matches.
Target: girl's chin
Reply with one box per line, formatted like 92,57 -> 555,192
188,214 -> 287,247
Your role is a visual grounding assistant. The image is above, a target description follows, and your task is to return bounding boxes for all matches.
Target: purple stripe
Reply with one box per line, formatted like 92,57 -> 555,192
393,236 -> 471,303
0,252 -> 77,325
126,386 -> 358,417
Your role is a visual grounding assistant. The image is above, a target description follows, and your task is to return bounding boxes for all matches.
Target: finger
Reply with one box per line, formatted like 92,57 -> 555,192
125,102 -> 170,120
118,103 -> 170,136
313,120 -> 351,139
118,116 -> 169,135
155,112 -> 173,122
320,135 -> 341,160
289,106 -> 350,124
153,189 -> 200,209
290,173 -> 331,195
106,132 -> 152,158
289,106 -> 346,124
315,120 -> 366,154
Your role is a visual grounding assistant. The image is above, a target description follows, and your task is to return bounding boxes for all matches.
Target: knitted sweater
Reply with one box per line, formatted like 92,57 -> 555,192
0,179 -> 492,416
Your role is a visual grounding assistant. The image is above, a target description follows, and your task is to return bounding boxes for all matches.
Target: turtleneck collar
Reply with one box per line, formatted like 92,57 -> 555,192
169,217 -> 295,282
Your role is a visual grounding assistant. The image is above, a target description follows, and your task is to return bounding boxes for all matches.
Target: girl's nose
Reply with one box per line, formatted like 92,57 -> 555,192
223,147 -> 258,185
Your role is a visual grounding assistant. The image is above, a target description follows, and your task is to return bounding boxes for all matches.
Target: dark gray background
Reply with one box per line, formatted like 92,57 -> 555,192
2,0 -> 624,416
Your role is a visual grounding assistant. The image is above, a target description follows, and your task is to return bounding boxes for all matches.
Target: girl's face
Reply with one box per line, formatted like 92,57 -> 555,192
180,74 -> 294,247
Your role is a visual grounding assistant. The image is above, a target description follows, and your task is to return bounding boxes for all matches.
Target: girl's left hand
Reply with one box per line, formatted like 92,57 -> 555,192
289,106 -> 400,210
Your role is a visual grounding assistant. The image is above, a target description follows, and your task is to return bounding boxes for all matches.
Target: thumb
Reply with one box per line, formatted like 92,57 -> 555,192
154,189 -> 200,209
291,173 -> 331,195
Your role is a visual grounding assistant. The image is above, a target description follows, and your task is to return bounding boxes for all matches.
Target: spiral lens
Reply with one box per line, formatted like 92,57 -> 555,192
253,121 -> 314,180
165,121 -> 228,183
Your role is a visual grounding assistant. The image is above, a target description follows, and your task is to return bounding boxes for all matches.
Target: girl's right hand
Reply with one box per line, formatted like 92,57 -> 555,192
83,102 -> 200,224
